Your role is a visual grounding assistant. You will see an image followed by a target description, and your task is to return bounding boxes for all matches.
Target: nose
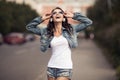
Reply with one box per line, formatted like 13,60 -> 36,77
55,12 -> 60,15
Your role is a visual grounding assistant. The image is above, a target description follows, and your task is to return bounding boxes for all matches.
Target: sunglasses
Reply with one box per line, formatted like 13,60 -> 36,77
52,11 -> 64,15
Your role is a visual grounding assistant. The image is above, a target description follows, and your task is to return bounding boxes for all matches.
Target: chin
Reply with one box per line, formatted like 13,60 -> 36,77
54,20 -> 62,23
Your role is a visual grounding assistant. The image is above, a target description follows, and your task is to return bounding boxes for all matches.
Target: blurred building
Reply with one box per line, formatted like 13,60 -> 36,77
6,0 -> 95,24
6,0 -> 95,15
34,0 -> 95,15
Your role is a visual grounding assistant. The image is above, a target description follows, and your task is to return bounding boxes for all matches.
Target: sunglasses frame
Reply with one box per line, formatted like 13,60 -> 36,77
52,11 -> 64,15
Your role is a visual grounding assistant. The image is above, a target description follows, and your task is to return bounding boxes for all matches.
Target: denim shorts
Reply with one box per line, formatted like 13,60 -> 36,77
47,67 -> 72,79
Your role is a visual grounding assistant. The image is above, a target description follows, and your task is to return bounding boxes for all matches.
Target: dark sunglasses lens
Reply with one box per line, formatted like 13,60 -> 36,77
52,11 -> 63,15
59,11 -> 63,14
52,12 -> 56,15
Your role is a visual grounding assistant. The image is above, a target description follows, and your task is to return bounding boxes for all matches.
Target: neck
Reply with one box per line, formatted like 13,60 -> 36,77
54,22 -> 62,32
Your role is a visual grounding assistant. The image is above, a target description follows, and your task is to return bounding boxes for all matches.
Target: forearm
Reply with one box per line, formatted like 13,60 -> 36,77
72,12 -> 92,25
72,12 -> 93,32
26,16 -> 44,35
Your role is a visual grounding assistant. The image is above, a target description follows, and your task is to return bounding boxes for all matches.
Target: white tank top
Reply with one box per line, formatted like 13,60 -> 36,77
48,35 -> 72,69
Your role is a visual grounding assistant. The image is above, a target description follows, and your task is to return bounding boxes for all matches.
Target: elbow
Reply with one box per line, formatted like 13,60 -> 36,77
87,19 -> 93,26
26,24 -> 31,31
89,19 -> 93,25
26,25 -> 29,30
40,46 -> 47,52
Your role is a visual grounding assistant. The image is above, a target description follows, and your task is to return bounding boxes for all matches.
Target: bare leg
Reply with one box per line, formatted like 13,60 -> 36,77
56,77 -> 70,80
47,76 -> 55,80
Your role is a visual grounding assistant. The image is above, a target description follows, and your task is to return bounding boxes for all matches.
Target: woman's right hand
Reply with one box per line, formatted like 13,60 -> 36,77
42,13 -> 51,21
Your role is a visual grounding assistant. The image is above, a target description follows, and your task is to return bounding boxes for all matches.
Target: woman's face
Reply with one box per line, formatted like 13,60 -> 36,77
52,9 -> 64,23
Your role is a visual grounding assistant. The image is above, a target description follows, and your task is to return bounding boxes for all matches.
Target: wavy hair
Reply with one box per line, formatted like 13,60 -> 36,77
47,7 -> 73,37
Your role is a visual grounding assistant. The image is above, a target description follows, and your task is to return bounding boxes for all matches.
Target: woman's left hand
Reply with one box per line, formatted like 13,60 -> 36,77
64,11 -> 74,18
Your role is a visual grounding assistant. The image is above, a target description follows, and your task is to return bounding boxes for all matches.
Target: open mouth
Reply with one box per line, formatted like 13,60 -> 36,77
56,16 -> 61,19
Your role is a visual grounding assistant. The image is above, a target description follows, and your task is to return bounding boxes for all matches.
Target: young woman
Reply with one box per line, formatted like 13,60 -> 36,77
26,7 -> 92,80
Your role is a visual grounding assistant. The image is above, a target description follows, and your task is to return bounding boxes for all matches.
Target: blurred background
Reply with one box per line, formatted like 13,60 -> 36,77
0,0 -> 120,80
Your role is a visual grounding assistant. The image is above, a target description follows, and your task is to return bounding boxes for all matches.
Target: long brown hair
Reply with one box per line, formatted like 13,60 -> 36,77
47,7 -> 73,37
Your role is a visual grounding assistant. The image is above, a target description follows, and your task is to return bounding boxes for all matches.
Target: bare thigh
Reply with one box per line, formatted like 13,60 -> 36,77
47,76 -> 55,80
56,77 -> 70,80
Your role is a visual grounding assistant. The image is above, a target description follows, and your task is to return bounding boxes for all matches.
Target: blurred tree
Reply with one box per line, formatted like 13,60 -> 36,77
0,0 -> 39,35
87,0 -> 120,30
87,0 -> 120,70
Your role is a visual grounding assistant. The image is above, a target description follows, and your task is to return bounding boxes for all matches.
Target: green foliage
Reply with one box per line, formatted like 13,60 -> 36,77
0,0 -> 39,35
87,0 -> 120,31
87,0 -> 120,75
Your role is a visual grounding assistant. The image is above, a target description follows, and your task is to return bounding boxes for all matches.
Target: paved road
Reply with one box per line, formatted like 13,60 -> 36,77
0,39 -> 117,80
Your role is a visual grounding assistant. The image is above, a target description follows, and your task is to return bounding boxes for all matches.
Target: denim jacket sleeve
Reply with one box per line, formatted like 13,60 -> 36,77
26,16 -> 44,35
72,12 -> 93,32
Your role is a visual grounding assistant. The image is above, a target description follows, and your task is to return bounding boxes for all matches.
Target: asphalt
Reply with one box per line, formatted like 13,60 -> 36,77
71,39 -> 117,80
0,39 -> 117,80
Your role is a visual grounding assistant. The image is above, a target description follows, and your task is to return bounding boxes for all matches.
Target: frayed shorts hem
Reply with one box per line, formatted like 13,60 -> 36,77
47,67 -> 72,79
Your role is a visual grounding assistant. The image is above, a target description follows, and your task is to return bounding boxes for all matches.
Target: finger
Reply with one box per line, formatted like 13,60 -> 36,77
63,12 -> 67,16
65,10 -> 70,13
45,14 -> 50,16
46,13 -> 52,17
64,10 -> 67,13
64,11 -> 68,14
63,14 -> 68,18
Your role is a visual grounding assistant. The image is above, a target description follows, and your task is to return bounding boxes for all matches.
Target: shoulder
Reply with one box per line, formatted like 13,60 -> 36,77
38,26 -> 47,33
71,24 -> 76,30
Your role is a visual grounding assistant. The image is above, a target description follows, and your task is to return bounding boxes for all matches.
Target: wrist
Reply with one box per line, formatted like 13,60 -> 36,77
71,14 -> 74,18
41,16 -> 45,21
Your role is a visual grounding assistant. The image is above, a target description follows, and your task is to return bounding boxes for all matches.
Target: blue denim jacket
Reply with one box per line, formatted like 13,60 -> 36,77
26,12 -> 92,52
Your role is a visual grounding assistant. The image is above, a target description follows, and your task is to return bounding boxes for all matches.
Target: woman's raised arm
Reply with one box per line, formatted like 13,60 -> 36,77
72,12 -> 93,32
26,16 -> 43,35
26,13 -> 51,35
